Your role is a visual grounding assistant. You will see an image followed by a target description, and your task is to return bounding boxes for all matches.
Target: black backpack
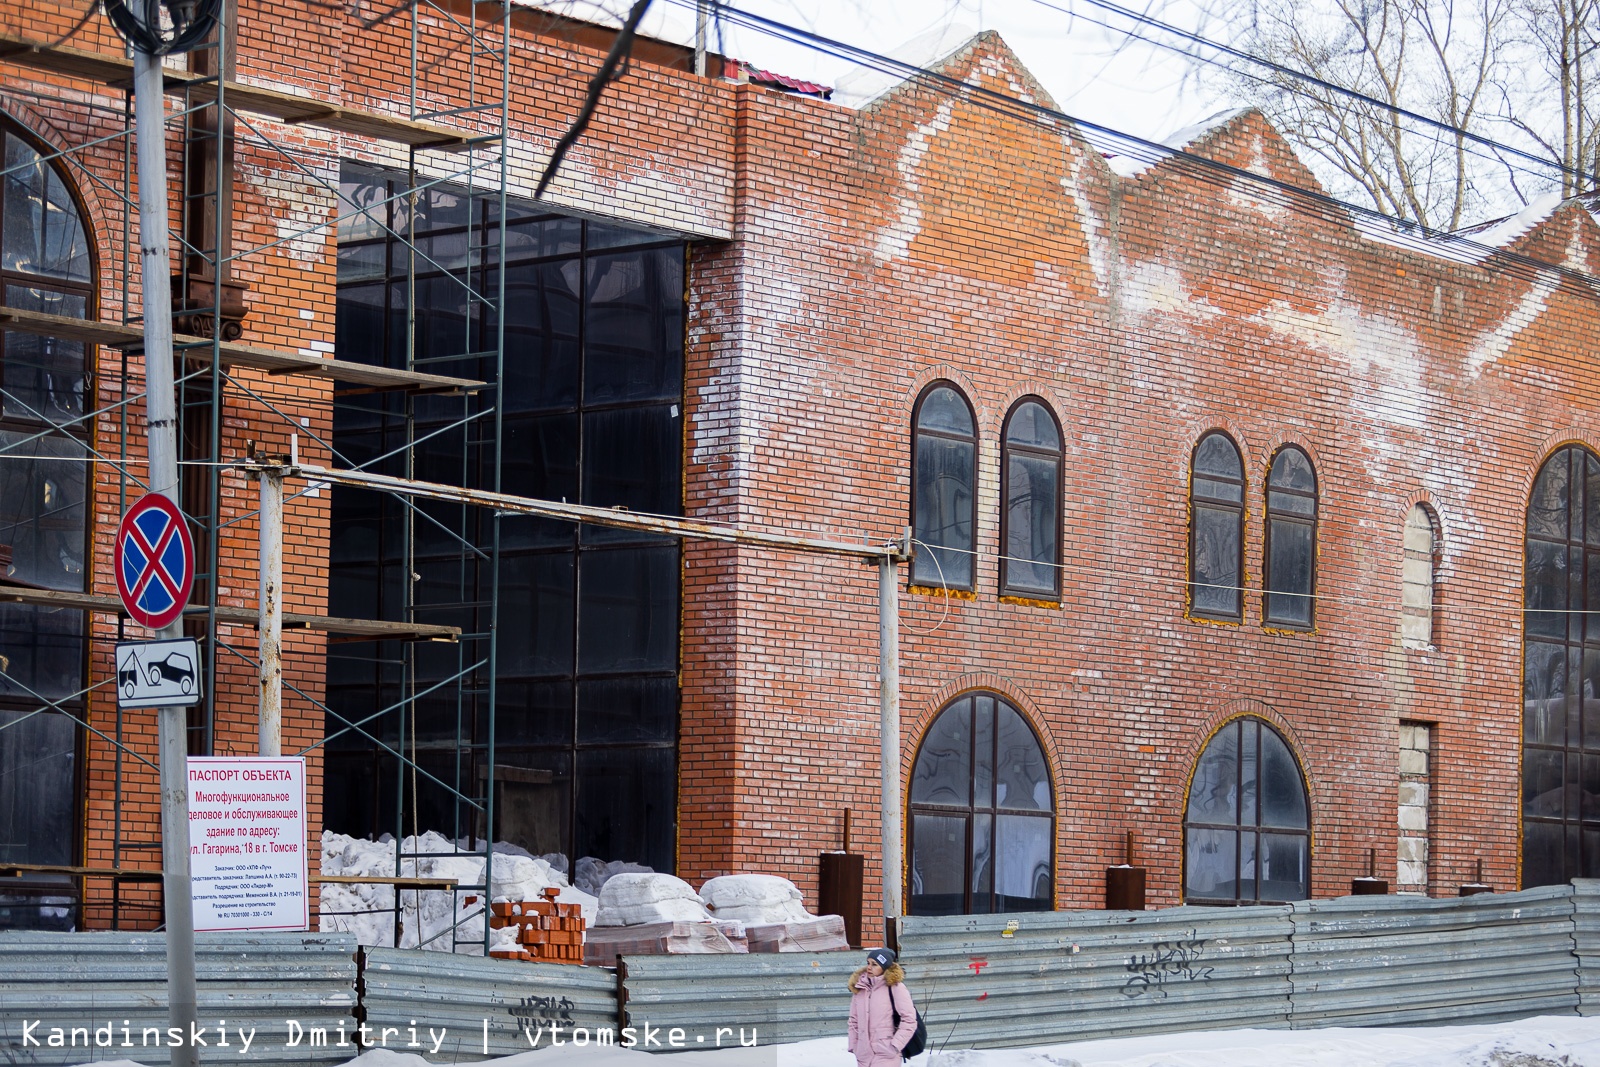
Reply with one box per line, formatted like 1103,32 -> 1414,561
890,985 -> 928,1059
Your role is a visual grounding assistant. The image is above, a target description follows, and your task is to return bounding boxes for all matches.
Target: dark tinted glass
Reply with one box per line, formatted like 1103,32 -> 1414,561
583,248 -> 683,404
4,285 -> 85,422
497,552 -> 575,677
1003,451 -> 1058,595
1194,432 -> 1242,481
577,546 -> 678,673
1525,641 -> 1568,745
912,434 -> 975,587
916,386 -> 973,435
577,676 -> 676,743
494,260 -> 581,412
2,136 -> 90,282
575,747 -> 675,871
581,404 -> 682,517
910,697 -> 971,805
1185,718 -> 1310,904
1005,401 -> 1058,449
1191,505 -> 1242,617
911,694 -> 1053,915
996,704 -> 1050,810
1266,517 -> 1314,626
0,433 -> 87,592
497,414 -> 579,548
910,813 -> 967,915
491,680 -> 573,746
995,814 -> 1052,909
1526,540 -> 1569,638
1268,447 -> 1316,494
1530,452 -> 1570,540
0,709 -> 75,865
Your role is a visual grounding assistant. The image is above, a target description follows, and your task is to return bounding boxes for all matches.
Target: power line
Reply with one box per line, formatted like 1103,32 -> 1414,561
1023,0 -> 1591,195
677,0 -> 1600,296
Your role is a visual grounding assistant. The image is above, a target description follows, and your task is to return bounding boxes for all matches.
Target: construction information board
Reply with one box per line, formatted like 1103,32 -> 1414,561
187,756 -> 309,932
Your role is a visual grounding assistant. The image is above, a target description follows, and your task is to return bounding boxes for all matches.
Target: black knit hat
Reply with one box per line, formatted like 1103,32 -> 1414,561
866,947 -> 896,968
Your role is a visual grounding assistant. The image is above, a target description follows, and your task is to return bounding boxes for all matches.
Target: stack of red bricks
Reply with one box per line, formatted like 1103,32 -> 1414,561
489,886 -> 586,964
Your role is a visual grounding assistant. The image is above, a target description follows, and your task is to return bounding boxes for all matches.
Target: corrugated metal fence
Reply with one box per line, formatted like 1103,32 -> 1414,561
0,932 -> 359,1066
361,947 -> 617,1058
7,883 -> 1600,1062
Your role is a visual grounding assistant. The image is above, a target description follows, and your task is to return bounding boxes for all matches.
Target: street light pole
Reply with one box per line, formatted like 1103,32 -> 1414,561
132,48 -> 200,1067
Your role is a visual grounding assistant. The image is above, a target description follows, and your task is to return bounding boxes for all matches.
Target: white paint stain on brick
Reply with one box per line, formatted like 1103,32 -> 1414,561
1120,260 -> 1216,320
874,99 -> 955,264
1062,151 -> 1109,293
1227,134 -> 1288,219
1465,273 -> 1558,378
1256,300 -> 1427,427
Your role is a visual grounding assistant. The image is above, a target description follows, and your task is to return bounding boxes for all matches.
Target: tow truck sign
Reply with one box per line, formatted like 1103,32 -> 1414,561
116,637 -> 202,709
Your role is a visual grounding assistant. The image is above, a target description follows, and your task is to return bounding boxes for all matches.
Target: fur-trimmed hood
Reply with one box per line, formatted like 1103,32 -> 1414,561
847,962 -> 905,992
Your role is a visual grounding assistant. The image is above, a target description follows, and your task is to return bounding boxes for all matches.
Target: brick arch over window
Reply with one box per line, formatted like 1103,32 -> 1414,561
908,690 -> 1055,915
1183,715 -> 1311,905
0,112 -> 95,927
1523,444 -> 1600,886
910,381 -> 977,591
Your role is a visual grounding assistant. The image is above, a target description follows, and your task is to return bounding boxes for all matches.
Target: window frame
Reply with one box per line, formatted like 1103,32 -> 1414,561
909,381 -> 978,592
0,116 -> 96,922
999,396 -> 1063,601
1188,431 -> 1246,622
907,691 -> 1056,915
1182,716 -> 1311,906
1521,444 -> 1600,887
1262,445 -> 1318,630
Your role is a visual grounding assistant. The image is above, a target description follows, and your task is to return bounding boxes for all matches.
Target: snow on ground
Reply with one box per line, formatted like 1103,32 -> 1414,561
64,1014 -> 1600,1066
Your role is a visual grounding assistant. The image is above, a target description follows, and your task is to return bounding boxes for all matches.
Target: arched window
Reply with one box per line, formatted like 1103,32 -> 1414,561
1264,446 -> 1317,629
911,383 -> 976,590
1184,717 -> 1310,904
1189,432 -> 1244,621
1000,398 -> 1061,599
1402,505 -> 1438,649
0,119 -> 93,925
1523,446 -> 1600,886
909,692 -> 1054,914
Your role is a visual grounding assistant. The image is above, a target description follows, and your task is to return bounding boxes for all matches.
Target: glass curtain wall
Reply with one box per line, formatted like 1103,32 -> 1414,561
0,123 -> 92,929
329,164 -> 682,872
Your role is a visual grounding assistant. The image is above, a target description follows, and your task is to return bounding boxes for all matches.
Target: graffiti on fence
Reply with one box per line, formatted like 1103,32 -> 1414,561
1120,933 -> 1214,999
510,994 -> 576,1024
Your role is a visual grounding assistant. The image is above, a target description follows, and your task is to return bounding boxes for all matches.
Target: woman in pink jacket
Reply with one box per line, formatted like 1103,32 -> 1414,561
847,947 -> 919,1067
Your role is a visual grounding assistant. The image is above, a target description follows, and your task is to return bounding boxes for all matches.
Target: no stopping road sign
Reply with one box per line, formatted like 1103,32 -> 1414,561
115,492 -> 195,630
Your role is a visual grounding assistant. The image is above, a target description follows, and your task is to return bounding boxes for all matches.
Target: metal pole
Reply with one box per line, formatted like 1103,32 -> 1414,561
694,0 -> 709,76
134,48 -> 200,1067
879,547 -> 902,936
258,467 -> 283,756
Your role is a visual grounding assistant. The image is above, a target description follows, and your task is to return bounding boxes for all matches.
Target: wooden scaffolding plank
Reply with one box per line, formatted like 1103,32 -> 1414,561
0,585 -> 459,643
0,306 -> 482,394
0,33 -> 471,149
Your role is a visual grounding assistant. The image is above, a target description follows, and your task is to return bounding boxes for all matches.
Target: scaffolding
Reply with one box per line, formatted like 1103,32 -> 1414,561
0,0 -> 516,950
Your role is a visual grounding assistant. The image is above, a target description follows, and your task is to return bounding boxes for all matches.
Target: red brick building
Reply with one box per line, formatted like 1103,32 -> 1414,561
2,0 -> 1597,929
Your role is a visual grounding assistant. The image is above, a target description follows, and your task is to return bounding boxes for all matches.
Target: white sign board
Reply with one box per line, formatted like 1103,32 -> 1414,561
187,756 -> 309,932
116,638 -> 202,708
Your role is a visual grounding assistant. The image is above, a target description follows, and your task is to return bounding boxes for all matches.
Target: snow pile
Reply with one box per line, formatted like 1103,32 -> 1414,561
319,831 -> 597,951
700,874 -> 815,924
594,873 -> 713,926
575,856 -> 653,897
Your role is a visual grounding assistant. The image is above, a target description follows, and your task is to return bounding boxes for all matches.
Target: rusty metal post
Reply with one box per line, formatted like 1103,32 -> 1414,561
879,542 -> 902,934
258,465 -> 283,755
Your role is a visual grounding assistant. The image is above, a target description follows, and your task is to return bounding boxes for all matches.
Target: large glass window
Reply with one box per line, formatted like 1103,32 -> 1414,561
0,120 -> 92,929
1184,717 -> 1310,904
911,383 -> 976,590
1522,446 -> 1600,887
909,692 -> 1054,914
1190,432 -> 1244,621
329,166 -> 682,873
1264,446 -> 1317,629
1000,398 -> 1061,599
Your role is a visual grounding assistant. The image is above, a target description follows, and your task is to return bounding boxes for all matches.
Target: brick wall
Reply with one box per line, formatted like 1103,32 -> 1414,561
9,1 -> 1599,925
